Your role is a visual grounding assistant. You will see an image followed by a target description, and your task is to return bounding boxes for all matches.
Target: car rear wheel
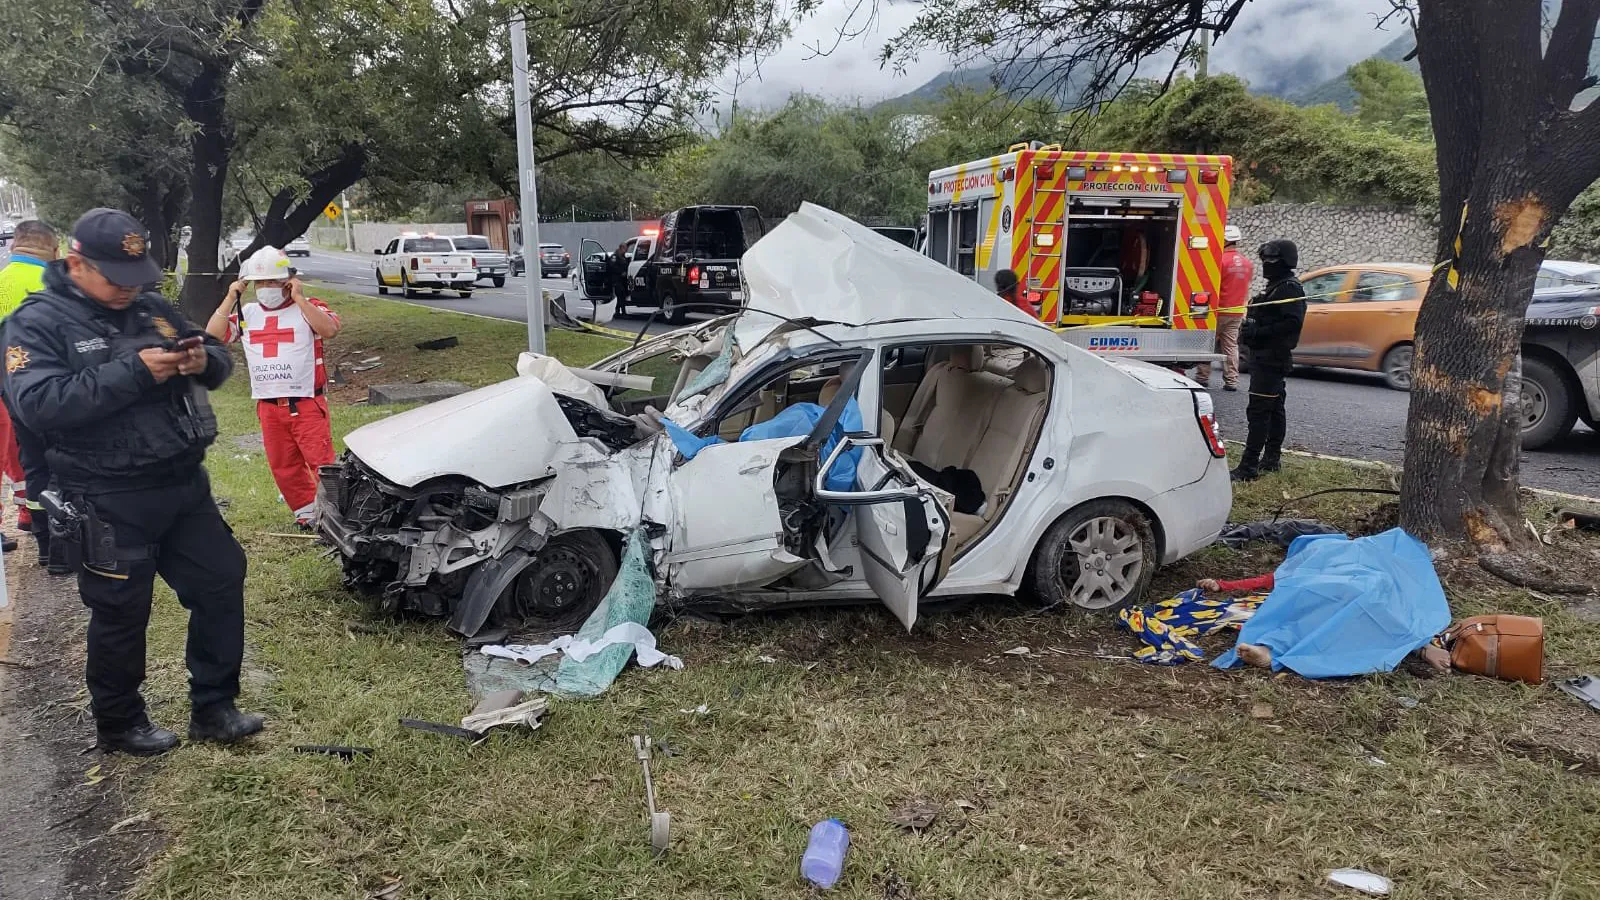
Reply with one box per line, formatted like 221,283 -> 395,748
1029,500 -> 1157,611
376,269 -> 388,295
401,269 -> 419,299
495,530 -> 618,631
458,289 -> 473,298
1521,356 -> 1577,450
662,286 -> 687,325
492,276 -> 506,288
1380,343 -> 1414,391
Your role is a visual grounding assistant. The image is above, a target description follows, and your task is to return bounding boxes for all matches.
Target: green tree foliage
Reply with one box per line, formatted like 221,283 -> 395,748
1347,58 -> 1432,141
1083,76 -> 1439,207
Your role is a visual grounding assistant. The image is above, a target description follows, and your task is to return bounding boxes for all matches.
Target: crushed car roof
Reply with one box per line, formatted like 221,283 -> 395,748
736,202 -> 1048,348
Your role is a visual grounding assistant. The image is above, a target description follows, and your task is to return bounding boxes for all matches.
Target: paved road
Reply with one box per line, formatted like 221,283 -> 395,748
293,247 -> 688,338
1211,366 -> 1598,496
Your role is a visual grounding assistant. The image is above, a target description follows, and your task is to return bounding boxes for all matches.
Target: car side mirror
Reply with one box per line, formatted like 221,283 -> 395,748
373,249 -> 382,255
674,254 -> 689,263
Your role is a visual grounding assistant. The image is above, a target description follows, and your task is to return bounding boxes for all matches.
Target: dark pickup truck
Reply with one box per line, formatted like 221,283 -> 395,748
1522,285 -> 1600,449
627,205 -> 765,324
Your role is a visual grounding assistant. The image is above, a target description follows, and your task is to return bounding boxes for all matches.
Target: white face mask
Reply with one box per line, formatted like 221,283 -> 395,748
255,286 -> 288,308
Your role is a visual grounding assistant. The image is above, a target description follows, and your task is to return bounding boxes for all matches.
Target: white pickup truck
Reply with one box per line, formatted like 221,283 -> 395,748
375,234 -> 476,298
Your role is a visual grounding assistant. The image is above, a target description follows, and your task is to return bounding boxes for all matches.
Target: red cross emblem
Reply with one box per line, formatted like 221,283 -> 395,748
248,315 -> 296,358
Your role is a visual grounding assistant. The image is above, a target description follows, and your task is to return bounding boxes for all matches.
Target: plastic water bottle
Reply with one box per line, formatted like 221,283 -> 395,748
800,818 -> 849,889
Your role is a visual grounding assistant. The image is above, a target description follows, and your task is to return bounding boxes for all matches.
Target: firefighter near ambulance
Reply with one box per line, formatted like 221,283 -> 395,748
925,144 -> 1234,368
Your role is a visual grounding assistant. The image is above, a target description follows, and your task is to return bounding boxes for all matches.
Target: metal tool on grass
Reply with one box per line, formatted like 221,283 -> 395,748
631,735 -> 670,852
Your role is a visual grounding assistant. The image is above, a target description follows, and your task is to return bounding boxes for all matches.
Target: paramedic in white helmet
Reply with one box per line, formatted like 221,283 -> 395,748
205,246 -> 342,527
1196,224 -> 1253,391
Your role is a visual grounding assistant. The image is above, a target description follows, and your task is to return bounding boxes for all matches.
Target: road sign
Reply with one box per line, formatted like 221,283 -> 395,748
325,202 -> 341,220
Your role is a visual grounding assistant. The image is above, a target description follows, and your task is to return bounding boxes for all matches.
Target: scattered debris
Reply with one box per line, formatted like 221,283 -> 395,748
414,336 -> 459,351
1556,507 -> 1600,532
1327,867 -> 1393,896
1217,518 -> 1343,549
461,697 -> 548,734
1003,646 -> 1032,656
108,811 -> 152,833
1120,589 -> 1265,665
631,735 -> 671,853
368,876 -> 404,900
1365,755 -> 1389,767
953,799 -> 977,811
1557,674 -> 1600,712
801,819 -> 850,889
888,800 -> 939,830
345,620 -> 384,636
1397,696 -> 1419,710
1249,702 -> 1274,720
678,704 -> 710,715
83,764 -> 105,786
756,655 -> 778,664
482,622 -> 683,676
293,745 -> 375,760
262,531 -> 319,540
463,627 -> 510,648
398,717 -> 483,742
367,380 -> 469,405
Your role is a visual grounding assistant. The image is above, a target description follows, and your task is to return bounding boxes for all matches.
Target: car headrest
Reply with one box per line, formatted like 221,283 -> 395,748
1012,356 -> 1049,394
817,376 -> 842,407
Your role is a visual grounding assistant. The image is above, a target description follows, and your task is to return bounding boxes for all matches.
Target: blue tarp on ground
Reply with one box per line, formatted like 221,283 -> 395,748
1213,528 -> 1451,678
661,398 -> 865,492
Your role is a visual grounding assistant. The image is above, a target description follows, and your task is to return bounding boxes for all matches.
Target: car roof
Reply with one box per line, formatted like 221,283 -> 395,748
1541,259 -> 1600,276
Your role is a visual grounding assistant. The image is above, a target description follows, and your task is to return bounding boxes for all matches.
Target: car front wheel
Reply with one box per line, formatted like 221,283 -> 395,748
495,530 -> 618,631
1029,500 -> 1157,611
1381,343 -> 1414,391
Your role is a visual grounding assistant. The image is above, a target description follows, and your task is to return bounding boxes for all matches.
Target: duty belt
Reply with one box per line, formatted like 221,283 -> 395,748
264,387 -> 325,416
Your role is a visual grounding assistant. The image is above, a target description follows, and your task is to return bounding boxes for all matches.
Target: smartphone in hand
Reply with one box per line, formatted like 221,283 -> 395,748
167,335 -> 204,352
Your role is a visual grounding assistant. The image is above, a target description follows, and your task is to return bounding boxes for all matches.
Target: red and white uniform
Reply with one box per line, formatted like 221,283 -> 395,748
223,297 -> 340,522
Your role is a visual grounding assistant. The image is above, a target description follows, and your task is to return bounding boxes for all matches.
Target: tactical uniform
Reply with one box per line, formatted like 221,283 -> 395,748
1234,239 -> 1307,481
4,208 -> 262,755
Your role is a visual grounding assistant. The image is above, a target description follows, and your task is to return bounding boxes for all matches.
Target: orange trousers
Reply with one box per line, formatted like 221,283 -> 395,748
0,400 -> 31,529
258,397 -> 335,521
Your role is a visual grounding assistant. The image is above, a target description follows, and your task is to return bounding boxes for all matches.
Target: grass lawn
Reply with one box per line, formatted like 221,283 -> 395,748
127,290 -> 1600,899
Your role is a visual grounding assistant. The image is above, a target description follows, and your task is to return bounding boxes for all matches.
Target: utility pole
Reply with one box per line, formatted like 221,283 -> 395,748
1196,29 -> 1209,79
341,190 -> 354,252
510,11 -> 545,353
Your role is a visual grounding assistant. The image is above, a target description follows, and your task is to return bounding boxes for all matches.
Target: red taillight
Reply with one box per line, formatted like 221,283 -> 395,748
688,265 -> 699,283
1189,291 -> 1212,316
1193,390 -> 1226,458
471,257 -> 478,268
563,252 -> 570,262
1199,170 -> 1220,184
409,258 -> 418,270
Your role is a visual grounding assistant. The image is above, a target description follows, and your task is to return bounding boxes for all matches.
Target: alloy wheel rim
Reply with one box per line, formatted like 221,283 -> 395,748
1061,516 -> 1144,610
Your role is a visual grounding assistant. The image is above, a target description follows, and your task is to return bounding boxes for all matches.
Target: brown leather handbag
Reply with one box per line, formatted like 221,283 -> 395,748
1444,615 -> 1545,684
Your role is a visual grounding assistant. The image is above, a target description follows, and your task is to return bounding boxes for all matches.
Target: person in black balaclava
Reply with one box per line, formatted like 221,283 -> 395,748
1233,239 -> 1306,481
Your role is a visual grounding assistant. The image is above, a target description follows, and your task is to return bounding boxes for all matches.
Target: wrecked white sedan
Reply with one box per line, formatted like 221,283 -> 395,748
317,204 -> 1232,637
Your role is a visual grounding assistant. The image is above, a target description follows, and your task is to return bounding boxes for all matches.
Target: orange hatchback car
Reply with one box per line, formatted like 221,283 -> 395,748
1292,263 -> 1432,391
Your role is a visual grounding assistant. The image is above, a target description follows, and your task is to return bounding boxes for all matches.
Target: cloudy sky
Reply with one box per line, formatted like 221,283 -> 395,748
710,0 -> 1409,110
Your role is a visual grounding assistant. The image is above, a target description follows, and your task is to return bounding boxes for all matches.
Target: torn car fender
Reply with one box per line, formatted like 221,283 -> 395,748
542,440 -> 654,532
448,546 -> 545,637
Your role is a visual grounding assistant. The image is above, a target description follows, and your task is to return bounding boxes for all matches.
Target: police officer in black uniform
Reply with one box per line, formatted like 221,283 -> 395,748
1233,239 -> 1307,482
5,208 -> 263,755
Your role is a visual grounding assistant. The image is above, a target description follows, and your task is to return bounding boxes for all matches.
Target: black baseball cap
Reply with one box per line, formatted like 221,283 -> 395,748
69,208 -> 163,287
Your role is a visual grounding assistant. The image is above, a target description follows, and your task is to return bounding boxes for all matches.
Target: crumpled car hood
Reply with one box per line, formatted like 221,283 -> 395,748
345,376 -> 578,488
735,202 -> 1048,349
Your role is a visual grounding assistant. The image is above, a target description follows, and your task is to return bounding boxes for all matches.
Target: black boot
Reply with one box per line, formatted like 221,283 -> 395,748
189,706 -> 266,744
1259,450 -> 1282,474
1,532 -> 15,553
1231,462 -> 1261,482
98,721 -> 181,756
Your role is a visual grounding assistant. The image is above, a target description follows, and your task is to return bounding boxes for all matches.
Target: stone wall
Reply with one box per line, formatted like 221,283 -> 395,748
1227,204 -> 1438,280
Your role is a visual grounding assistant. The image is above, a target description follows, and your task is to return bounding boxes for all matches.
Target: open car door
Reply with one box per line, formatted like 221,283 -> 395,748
815,435 -> 952,630
578,238 -> 609,303
662,348 -> 952,626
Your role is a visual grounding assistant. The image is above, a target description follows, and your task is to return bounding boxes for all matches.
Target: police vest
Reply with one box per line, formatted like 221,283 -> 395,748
239,302 -> 317,398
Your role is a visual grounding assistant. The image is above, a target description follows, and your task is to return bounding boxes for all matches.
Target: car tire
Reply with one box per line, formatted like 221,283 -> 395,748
376,269 -> 388,295
401,269 -> 419,299
662,286 -> 687,325
492,276 -> 506,288
1521,355 -> 1577,451
494,530 -> 619,632
1380,343 -> 1414,391
1028,499 -> 1157,612
458,289 -> 473,298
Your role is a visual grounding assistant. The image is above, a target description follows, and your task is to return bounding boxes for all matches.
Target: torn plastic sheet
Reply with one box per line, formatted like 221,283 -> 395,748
677,332 -> 735,400
515,352 -> 611,410
482,623 -> 683,671
661,398 -> 865,492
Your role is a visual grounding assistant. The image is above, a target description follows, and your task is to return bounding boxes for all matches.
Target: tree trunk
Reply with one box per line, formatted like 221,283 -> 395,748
177,67 -> 233,324
1400,0 -> 1600,550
